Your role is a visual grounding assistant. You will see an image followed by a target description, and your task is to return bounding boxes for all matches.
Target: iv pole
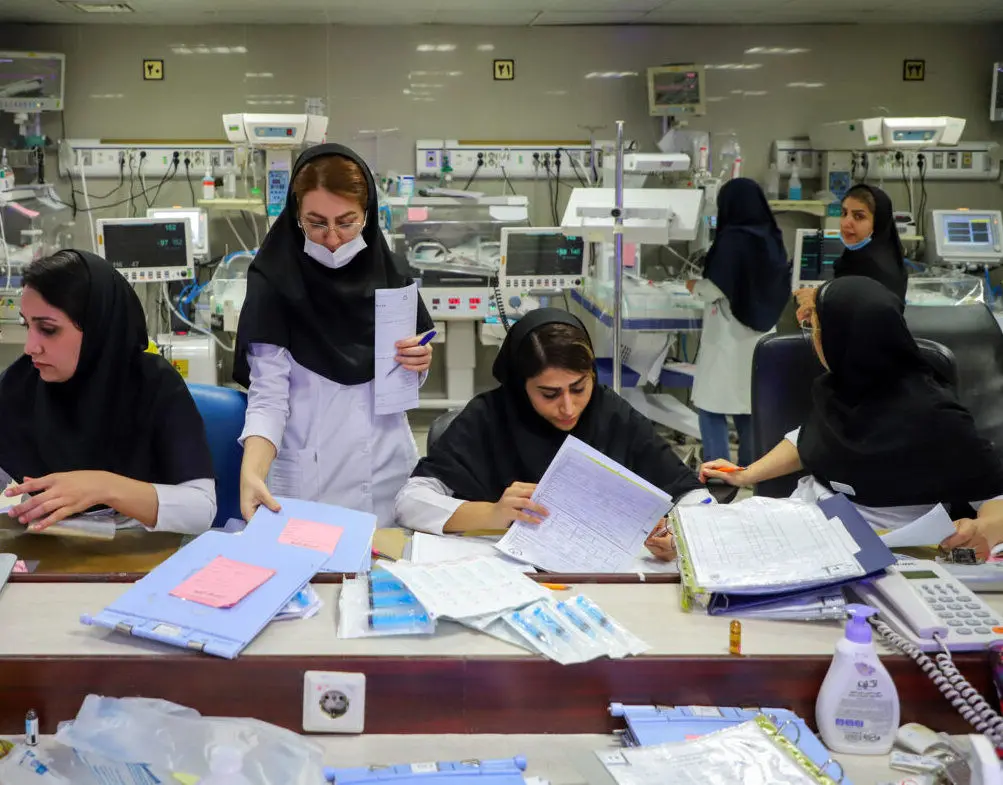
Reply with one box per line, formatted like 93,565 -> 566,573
612,120 -> 625,394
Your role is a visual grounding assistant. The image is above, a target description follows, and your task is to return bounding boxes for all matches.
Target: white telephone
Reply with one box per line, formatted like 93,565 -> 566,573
852,560 -> 1003,652
852,560 -> 1003,748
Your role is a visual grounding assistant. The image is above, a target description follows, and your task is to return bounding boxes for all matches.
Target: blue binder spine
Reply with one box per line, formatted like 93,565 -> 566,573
324,757 -> 528,784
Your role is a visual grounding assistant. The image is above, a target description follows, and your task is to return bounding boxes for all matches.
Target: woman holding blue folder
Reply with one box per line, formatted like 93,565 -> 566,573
0,250 -> 216,534
703,276 -> 1003,560
395,309 -> 711,560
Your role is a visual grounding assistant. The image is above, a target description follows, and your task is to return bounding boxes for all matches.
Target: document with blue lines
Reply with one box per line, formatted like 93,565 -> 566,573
496,435 -> 673,573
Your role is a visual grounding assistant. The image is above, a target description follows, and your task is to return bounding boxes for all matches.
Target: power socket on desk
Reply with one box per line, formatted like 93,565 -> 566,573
302,671 -> 365,734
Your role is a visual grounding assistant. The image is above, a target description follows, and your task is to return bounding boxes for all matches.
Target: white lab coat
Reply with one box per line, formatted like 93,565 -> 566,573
239,343 -> 421,528
690,279 -> 771,415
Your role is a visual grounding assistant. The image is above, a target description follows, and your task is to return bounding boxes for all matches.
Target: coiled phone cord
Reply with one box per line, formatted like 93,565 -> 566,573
872,618 -> 1003,747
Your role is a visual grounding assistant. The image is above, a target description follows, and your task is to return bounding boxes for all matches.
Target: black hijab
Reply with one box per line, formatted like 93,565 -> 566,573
798,277 -> 1003,508
412,309 -> 703,503
703,177 -> 790,332
233,143 -> 433,387
0,251 -> 213,485
833,184 -> 907,302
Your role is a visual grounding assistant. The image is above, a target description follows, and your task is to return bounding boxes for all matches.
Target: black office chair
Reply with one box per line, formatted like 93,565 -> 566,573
426,408 -> 463,453
904,303 -> 1003,453
750,333 -> 957,498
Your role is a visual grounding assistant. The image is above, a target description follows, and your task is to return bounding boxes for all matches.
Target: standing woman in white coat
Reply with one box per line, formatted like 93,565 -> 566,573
687,178 -> 789,467
234,143 -> 435,525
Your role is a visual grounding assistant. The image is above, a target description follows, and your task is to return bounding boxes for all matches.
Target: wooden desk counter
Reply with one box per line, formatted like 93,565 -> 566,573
0,583 -> 994,736
6,530 -> 183,574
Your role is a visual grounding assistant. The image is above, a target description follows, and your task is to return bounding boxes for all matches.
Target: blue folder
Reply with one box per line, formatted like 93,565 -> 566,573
244,496 -> 377,573
705,494 -> 895,615
324,757 -> 528,785
80,530 -> 329,659
609,704 -> 850,784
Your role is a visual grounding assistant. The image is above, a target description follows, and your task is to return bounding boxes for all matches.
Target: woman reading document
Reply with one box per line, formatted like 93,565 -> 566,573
394,309 -> 709,561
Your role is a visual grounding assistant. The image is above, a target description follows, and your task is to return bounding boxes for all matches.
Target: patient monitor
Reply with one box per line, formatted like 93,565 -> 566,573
498,227 -> 588,295
928,209 -> 1003,267
146,207 -> 209,257
791,228 -> 842,290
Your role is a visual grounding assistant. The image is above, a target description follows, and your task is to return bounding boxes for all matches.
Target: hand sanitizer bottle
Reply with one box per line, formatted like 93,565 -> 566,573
787,164 -> 802,201
816,604 -> 899,755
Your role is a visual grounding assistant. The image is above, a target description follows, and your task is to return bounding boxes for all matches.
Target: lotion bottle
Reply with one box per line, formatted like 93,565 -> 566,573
816,604 -> 900,755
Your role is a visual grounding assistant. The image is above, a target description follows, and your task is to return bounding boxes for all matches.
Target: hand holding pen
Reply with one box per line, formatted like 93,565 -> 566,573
387,331 -> 436,376
699,459 -> 749,486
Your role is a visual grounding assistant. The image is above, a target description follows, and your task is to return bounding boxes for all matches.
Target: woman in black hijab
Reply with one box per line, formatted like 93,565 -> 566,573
234,144 -> 434,525
0,250 -> 216,533
704,277 -> 1003,559
796,184 -> 907,321
395,309 -> 709,561
688,177 -> 789,467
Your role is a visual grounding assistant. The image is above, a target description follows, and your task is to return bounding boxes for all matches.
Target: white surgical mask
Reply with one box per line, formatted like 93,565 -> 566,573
303,232 -> 367,270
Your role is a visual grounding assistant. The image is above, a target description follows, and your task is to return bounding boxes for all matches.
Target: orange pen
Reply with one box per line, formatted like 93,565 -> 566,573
714,466 -> 745,473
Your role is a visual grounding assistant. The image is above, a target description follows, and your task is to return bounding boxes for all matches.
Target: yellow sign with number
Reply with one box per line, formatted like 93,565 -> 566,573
171,358 -> 189,378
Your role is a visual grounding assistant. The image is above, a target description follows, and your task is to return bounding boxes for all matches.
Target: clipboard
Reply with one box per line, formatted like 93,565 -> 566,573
324,757 -> 528,785
80,530 -> 328,658
244,496 -> 377,573
676,494 -> 895,615
608,703 -> 848,782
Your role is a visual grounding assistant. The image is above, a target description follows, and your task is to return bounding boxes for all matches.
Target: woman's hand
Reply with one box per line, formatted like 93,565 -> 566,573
699,459 -> 751,487
795,287 -> 817,323
240,468 -> 281,522
941,519 -> 992,563
7,471 -> 115,531
492,482 -> 549,528
395,334 -> 434,374
644,517 -> 677,562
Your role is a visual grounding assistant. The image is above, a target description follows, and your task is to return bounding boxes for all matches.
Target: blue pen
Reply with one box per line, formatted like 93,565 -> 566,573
387,330 -> 436,376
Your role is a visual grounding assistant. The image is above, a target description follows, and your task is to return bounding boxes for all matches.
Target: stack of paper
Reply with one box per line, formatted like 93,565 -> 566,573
495,436 -> 673,573
674,494 -> 894,617
727,589 -> 847,622
410,532 -> 537,573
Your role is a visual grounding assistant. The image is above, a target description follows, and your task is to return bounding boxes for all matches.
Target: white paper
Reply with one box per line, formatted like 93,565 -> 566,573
679,497 -> 865,592
410,532 -> 537,572
374,282 -> 419,415
495,436 -> 674,573
880,504 -> 956,548
380,555 -> 548,621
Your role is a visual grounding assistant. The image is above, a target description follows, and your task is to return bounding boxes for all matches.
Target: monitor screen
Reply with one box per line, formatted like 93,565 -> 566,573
649,67 -> 702,113
102,221 -> 189,270
940,213 -> 998,249
0,52 -> 64,112
799,232 -> 842,283
506,233 -> 585,277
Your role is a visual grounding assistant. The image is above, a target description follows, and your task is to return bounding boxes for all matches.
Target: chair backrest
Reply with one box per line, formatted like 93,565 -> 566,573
904,303 -> 1003,452
750,333 -> 957,498
187,383 -> 247,527
427,408 -> 463,453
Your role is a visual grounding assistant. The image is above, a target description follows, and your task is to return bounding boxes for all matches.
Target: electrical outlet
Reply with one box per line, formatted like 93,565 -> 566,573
302,671 -> 365,734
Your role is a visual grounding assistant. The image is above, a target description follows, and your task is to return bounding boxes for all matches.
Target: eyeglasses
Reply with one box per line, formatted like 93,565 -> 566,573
298,216 -> 365,242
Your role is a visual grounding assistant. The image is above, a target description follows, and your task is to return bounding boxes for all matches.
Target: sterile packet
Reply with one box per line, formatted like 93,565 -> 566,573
502,598 -> 606,665
336,575 -> 436,638
564,595 -> 650,657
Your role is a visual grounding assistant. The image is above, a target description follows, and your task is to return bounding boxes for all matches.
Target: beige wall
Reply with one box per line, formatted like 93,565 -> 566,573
2,21 -> 1002,243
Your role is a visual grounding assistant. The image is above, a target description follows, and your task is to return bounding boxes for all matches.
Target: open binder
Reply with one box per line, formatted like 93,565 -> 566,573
609,703 -> 848,783
590,715 -> 846,785
81,530 -> 329,658
676,494 -> 895,616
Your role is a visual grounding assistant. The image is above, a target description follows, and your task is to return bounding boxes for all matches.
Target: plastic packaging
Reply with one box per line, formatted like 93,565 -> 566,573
766,163 -> 781,200
571,595 -> 650,657
816,603 -> 899,755
223,171 -> 237,199
52,695 -> 323,785
0,745 -> 69,783
787,165 -> 802,201
200,746 -> 254,785
336,573 -> 436,638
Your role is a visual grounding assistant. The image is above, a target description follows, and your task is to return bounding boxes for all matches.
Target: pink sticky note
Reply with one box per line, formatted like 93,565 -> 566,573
623,242 -> 637,268
407,207 -> 429,222
12,560 -> 28,573
170,556 -> 276,609
278,518 -> 344,555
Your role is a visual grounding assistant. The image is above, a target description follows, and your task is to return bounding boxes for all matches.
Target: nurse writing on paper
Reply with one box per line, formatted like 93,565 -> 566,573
234,144 -> 435,526
395,309 -> 710,560
0,251 -> 216,534
702,277 -> 1003,560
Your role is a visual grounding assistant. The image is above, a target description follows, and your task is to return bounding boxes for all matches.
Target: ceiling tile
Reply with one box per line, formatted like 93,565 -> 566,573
431,10 -> 541,25
532,11 -> 650,24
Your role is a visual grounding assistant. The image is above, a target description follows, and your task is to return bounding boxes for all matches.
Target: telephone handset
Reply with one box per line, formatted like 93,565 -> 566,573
851,559 -> 1003,746
851,560 -> 1003,651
